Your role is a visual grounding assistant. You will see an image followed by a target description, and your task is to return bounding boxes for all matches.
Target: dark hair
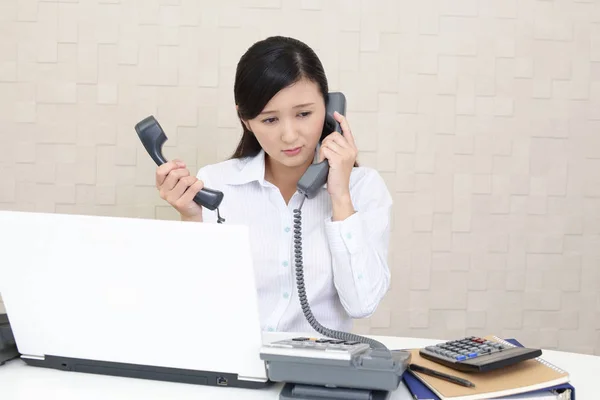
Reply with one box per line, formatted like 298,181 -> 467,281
230,36 -> 330,159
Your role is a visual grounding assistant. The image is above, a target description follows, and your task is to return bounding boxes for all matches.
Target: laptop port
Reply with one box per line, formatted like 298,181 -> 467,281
216,376 -> 228,386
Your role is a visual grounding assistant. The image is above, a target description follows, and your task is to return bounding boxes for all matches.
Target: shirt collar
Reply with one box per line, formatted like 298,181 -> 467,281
225,149 -> 268,186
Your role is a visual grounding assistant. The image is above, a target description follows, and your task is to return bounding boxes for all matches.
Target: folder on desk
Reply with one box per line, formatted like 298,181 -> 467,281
402,338 -> 575,400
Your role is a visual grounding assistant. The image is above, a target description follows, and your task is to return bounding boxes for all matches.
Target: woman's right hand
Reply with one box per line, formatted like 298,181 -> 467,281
155,159 -> 204,221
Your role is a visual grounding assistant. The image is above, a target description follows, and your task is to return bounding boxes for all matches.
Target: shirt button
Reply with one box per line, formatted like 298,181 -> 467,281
282,261 -> 288,267
267,326 -> 274,332
346,232 -> 352,239
357,273 -> 363,280
284,226 -> 291,233
283,292 -> 289,299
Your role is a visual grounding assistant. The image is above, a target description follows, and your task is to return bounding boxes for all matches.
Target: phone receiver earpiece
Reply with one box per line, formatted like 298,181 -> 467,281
134,116 -> 225,215
296,92 -> 346,199
325,112 -> 342,136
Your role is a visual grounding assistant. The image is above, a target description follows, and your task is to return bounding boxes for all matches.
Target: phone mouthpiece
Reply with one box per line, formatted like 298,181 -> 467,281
296,160 -> 329,199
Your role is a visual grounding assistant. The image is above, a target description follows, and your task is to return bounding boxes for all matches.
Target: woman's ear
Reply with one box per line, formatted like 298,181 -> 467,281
236,105 -> 252,132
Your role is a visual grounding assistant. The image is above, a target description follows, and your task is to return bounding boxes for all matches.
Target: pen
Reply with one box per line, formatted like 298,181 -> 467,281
409,364 -> 475,388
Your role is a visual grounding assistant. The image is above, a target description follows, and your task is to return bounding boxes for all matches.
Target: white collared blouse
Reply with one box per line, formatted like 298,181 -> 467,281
196,150 -> 392,334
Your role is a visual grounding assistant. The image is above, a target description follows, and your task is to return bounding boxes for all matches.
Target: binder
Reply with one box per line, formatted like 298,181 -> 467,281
401,338 -> 575,400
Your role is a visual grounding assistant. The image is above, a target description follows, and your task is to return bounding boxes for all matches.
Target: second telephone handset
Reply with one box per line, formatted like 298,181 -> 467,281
134,116 -> 225,223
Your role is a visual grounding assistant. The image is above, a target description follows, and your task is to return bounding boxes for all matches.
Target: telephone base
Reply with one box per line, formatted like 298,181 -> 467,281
279,382 -> 390,400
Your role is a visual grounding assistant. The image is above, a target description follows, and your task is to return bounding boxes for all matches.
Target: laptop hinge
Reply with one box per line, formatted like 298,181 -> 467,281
21,354 -> 45,361
237,375 -> 269,382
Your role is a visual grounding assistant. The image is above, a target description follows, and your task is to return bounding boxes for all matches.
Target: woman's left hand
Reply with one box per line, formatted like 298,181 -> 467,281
318,111 -> 358,202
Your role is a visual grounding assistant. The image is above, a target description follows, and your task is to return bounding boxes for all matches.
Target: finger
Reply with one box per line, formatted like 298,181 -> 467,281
156,159 -> 185,187
321,132 -> 346,150
328,132 -> 351,149
321,147 -> 336,166
166,175 -> 197,205
334,112 -> 356,147
161,168 -> 190,194
178,179 -> 205,207
318,143 -> 326,163
329,132 -> 358,161
322,140 -> 344,155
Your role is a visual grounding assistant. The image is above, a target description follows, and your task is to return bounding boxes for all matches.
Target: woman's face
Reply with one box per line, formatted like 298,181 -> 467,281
242,78 -> 326,169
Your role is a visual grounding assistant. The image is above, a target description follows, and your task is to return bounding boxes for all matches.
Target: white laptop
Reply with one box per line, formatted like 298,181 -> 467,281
0,210 -> 271,389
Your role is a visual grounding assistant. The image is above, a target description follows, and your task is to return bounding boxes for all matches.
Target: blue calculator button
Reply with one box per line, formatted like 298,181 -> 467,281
456,355 -> 466,361
468,352 -> 478,358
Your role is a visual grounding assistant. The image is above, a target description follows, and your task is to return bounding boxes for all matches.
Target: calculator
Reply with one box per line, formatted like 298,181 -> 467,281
419,336 -> 542,373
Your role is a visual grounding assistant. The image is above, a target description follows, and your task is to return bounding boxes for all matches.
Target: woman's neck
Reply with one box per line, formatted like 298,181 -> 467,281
264,155 -> 312,204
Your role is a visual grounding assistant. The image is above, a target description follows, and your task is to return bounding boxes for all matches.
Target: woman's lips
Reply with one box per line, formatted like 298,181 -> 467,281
283,146 -> 302,156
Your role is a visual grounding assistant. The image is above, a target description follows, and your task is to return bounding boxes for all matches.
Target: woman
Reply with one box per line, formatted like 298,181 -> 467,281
155,36 -> 392,334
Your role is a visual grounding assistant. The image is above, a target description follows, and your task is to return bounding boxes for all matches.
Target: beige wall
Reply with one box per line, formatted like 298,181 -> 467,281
1,0 -> 599,355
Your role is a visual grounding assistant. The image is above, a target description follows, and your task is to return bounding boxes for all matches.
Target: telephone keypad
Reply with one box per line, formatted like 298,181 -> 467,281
264,337 -> 370,359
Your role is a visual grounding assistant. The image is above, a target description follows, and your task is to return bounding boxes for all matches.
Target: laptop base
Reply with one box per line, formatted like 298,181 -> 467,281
22,355 -> 271,389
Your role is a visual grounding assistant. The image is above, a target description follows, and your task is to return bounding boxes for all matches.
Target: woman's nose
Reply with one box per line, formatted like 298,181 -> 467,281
280,120 -> 299,143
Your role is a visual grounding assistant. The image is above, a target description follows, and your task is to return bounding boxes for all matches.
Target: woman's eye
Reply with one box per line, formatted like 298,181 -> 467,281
261,112 -> 311,124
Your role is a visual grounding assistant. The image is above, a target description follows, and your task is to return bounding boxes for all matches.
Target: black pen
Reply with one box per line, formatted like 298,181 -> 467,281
409,364 -> 475,388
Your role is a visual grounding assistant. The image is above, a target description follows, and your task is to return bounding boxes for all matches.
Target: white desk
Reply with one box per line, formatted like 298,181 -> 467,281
0,333 -> 597,399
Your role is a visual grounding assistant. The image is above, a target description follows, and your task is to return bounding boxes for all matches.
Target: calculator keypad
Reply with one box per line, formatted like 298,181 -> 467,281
418,336 -> 543,373
422,336 -> 508,362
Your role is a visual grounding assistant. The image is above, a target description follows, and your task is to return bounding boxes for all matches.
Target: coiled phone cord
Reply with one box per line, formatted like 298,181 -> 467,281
292,196 -> 390,352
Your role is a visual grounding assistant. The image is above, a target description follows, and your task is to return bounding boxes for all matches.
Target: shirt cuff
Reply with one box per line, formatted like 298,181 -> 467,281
324,211 -> 365,255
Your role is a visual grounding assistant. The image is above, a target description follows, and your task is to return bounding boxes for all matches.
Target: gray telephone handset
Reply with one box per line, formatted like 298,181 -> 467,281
260,92 -> 411,400
134,92 -> 410,400
134,116 -> 226,223
296,92 -> 346,199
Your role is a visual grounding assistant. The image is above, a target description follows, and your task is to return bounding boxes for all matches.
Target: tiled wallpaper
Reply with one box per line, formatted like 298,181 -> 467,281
1,0 -> 599,355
